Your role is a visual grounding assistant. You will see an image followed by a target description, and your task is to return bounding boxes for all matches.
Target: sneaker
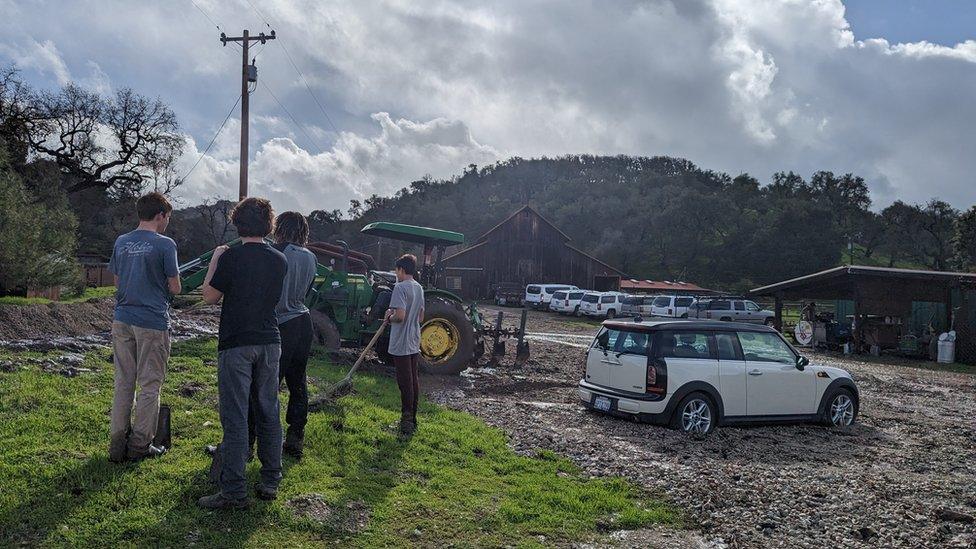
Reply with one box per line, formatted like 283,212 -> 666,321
197,492 -> 249,510
283,429 -> 304,459
126,444 -> 167,462
255,484 -> 278,501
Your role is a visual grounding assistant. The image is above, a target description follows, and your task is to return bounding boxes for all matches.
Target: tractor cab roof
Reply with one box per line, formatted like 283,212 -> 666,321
360,222 -> 465,247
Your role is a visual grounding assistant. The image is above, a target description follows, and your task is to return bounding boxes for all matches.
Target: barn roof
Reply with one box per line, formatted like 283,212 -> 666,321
564,244 -> 627,276
619,279 -> 714,292
475,204 -> 571,244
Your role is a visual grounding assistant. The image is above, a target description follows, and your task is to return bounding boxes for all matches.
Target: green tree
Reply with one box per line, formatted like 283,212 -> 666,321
952,205 -> 976,270
0,144 -> 79,292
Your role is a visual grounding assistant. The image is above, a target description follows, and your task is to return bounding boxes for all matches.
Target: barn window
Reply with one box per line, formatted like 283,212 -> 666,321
445,276 -> 462,290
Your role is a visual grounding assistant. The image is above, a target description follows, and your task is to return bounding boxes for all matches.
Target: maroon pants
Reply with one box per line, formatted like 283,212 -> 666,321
392,354 -> 420,421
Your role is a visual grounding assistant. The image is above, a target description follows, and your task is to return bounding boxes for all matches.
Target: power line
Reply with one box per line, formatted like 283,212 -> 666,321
180,93 -> 242,182
259,80 -> 327,154
242,0 -> 375,185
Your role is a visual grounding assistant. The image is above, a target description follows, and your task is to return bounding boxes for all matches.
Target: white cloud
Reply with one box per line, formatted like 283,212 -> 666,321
175,112 -> 498,212
1,0 -> 975,212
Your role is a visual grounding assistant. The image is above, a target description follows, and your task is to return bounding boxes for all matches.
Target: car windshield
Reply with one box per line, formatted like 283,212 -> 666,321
652,296 -> 671,307
582,294 -> 600,303
526,286 -> 541,294
552,291 -> 567,300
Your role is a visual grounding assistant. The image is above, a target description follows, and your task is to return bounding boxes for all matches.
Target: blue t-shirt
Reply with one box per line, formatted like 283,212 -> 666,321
108,229 -> 179,331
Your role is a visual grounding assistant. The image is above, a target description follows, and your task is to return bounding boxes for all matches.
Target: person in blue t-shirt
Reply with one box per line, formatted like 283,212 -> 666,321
107,192 -> 181,462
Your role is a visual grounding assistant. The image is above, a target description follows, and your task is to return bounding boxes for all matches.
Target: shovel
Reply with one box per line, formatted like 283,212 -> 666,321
309,320 -> 389,411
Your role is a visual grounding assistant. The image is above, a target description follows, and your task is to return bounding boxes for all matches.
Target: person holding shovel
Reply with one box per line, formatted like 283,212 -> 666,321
386,254 -> 425,436
197,197 -> 287,510
107,192 -> 180,462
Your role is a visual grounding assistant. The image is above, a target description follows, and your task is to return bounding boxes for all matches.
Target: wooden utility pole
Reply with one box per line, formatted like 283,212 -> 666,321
220,29 -> 276,200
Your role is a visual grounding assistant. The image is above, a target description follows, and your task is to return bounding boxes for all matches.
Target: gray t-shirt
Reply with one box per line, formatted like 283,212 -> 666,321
388,278 -> 424,356
274,243 -> 317,325
108,229 -> 179,331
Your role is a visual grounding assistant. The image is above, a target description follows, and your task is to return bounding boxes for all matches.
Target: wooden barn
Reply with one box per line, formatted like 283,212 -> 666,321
441,205 -> 625,299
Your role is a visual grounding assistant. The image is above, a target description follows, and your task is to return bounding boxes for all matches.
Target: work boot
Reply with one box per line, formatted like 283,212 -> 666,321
126,444 -> 167,462
197,492 -> 249,510
398,418 -> 416,437
283,428 -> 304,459
255,484 -> 278,501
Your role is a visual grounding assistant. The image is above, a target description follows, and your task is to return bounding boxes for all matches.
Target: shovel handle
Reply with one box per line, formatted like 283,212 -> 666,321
345,320 -> 389,379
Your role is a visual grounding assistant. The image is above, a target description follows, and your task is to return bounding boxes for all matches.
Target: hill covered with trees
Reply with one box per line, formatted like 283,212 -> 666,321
301,155 -> 975,290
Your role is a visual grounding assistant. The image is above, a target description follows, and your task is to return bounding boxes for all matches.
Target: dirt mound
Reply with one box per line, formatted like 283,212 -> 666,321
0,298 -> 114,341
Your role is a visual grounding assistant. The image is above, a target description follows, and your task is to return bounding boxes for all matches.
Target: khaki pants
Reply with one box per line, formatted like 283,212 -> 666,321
110,321 -> 170,459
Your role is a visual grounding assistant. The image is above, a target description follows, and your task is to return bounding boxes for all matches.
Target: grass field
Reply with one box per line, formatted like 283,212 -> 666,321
0,286 -> 116,306
0,339 -> 676,547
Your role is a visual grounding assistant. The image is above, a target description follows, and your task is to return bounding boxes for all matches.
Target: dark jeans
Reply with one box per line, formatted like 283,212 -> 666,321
392,353 -> 420,421
217,343 -> 282,500
248,313 -> 313,445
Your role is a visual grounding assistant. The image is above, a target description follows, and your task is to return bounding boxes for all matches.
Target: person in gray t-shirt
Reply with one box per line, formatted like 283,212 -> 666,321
385,254 -> 425,435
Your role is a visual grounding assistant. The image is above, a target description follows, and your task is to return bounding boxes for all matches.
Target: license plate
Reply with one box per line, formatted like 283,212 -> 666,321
593,396 -> 612,412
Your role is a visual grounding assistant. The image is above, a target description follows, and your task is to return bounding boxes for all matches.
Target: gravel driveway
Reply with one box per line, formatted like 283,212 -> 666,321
428,307 -> 976,548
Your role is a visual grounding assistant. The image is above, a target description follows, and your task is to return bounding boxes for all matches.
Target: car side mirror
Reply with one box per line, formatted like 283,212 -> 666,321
796,356 -> 809,370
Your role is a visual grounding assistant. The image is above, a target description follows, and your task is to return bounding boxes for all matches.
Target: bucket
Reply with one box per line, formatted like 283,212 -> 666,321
937,340 -> 955,364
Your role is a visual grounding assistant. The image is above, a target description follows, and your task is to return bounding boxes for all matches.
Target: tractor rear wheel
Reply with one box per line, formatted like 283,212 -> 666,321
419,299 -> 476,375
310,310 -> 341,352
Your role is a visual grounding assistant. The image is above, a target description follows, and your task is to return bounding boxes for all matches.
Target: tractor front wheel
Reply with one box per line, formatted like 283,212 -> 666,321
419,299 -> 476,375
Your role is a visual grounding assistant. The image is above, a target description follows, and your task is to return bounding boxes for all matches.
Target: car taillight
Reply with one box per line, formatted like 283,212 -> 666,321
668,308 -> 673,315
597,302 -> 602,310
646,359 -> 667,394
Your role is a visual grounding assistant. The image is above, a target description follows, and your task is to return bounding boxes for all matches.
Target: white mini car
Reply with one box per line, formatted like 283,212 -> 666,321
577,319 -> 859,434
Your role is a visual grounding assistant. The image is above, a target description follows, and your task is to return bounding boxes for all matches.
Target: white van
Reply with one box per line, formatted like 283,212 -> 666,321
579,291 -> 627,318
577,319 -> 860,434
525,284 -> 579,310
550,289 -> 588,315
649,295 -> 696,318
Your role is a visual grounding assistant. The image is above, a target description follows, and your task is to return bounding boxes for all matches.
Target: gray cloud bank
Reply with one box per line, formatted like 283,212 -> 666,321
1,0 -> 974,212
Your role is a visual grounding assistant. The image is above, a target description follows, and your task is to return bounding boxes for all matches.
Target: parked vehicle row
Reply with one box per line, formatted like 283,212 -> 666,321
521,284 -> 775,324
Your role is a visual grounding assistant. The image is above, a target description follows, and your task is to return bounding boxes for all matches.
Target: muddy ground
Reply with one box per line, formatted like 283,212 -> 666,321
426,306 -> 976,548
0,299 -> 219,350
4,299 -> 973,547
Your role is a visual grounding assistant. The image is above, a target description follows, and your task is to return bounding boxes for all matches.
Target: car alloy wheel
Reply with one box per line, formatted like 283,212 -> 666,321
830,394 -> 855,426
681,398 -> 712,433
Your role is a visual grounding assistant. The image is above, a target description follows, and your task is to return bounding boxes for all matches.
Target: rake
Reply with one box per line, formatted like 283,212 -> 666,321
309,320 -> 389,410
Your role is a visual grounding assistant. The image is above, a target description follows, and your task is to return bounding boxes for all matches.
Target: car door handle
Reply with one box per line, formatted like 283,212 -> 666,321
748,369 -> 763,376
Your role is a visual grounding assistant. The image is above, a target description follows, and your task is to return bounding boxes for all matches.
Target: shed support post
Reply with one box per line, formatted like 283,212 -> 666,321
774,294 -> 783,332
946,285 -> 953,332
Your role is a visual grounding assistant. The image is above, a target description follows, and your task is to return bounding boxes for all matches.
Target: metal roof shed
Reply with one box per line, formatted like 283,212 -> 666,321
751,265 -> 976,357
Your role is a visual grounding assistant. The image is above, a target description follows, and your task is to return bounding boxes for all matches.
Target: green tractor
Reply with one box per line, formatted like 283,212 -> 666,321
178,221 -> 528,374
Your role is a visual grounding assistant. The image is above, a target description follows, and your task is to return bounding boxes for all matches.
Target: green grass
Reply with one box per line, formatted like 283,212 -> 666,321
0,286 -> 116,306
0,339 -> 676,547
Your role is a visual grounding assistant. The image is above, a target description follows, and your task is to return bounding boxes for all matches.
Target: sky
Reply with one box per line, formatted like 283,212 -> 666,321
1,0 -> 974,214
